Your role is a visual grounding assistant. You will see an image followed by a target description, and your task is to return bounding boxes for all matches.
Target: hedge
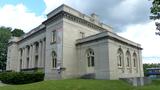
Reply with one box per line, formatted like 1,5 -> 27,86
0,71 -> 44,84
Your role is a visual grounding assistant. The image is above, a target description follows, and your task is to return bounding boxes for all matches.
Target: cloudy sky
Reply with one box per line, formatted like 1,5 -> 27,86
0,0 -> 159,63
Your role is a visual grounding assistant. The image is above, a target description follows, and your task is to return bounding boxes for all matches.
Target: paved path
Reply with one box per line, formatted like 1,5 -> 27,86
0,81 -> 6,86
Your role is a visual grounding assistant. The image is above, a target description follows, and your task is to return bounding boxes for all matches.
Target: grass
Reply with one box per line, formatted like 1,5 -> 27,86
1,79 -> 160,90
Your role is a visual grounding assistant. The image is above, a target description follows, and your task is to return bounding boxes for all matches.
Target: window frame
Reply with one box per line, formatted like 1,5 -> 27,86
26,57 -> 29,68
117,48 -> 124,68
52,51 -> 57,68
35,55 -> 38,68
86,49 -> 95,67
51,30 -> 56,44
126,50 -> 131,68
133,53 -> 137,68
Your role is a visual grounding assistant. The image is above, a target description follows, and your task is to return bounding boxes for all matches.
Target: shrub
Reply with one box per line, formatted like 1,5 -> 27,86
0,71 -> 44,84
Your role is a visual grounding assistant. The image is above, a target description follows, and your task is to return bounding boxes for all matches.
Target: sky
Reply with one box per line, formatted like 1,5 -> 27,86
0,0 -> 159,63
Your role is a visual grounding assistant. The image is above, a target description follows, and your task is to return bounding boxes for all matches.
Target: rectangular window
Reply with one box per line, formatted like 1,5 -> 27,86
26,58 -> 29,68
27,47 -> 30,57
51,30 -> 56,43
35,43 -> 39,54
35,55 -> 38,68
52,59 -> 57,68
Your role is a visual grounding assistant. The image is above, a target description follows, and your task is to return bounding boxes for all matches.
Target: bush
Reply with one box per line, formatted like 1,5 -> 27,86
0,71 -> 44,84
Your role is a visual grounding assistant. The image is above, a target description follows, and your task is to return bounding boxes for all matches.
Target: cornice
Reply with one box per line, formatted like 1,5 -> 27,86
17,27 -> 46,44
43,11 -> 106,32
76,33 -> 142,50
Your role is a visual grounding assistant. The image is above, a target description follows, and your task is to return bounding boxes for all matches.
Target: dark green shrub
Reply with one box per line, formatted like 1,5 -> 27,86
0,71 -> 44,84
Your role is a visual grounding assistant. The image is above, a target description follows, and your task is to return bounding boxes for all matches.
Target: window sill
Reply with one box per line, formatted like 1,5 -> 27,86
133,67 -> 137,69
50,41 -> 56,44
88,66 -> 95,67
118,66 -> 123,69
126,67 -> 131,69
51,68 -> 57,70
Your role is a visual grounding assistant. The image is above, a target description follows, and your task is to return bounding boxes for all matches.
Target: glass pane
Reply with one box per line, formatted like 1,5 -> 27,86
119,56 -> 122,66
55,58 -> 57,68
134,59 -> 136,67
88,57 -> 90,67
127,57 -> 129,67
91,56 -> 95,66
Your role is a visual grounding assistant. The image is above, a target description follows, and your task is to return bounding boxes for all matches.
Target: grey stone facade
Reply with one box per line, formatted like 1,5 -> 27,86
6,4 -> 144,80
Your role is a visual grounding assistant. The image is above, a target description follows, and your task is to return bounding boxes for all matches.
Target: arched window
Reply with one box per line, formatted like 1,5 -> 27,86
117,48 -> 124,67
86,48 -> 95,67
52,51 -> 57,68
126,50 -> 131,67
133,53 -> 137,67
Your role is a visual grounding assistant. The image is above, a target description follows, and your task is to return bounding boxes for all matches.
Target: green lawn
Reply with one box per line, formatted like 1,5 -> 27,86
1,79 -> 160,90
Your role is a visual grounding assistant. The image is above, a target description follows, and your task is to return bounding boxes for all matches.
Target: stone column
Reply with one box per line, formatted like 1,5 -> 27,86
17,49 -> 21,71
124,49 -> 127,75
40,41 -> 43,67
41,40 -> 44,68
38,41 -> 42,68
32,43 -> 35,68
21,48 -> 24,69
25,46 -> 28,69
21,48 -> 23,69
22,47 -> 26,69
138,50 -> 144,77
43,38 -> 46,68
29,45 -> 32,68
41,38 -> 46,68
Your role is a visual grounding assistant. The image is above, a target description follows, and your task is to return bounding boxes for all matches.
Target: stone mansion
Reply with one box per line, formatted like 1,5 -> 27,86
6,4 -> 144,80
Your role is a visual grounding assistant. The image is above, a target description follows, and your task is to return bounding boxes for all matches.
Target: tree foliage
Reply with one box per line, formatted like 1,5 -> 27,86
143,63 -> 160,76
0,27 -> 12,70
150,0 -> 160,35
11,29 -> 25,37
0,26 -> 25,70
150,0 -> 160,20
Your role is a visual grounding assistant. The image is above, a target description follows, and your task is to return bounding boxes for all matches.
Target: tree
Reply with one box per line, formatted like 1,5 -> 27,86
0,27 -> 12,70
143,63 -> 160,76
0,26 -> 25,70
11,29 -> 25,37
150,0 -> 160,35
